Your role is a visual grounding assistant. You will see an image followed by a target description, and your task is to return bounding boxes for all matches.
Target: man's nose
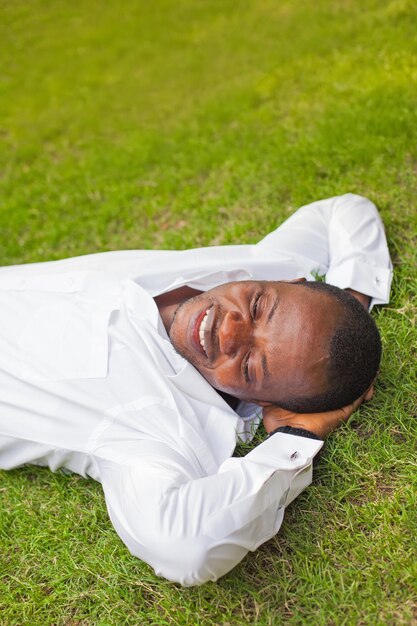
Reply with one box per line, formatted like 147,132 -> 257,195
218,310 -> 250,356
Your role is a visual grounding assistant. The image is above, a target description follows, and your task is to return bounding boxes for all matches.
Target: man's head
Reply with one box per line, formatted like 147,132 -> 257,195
168,279 -> 381,412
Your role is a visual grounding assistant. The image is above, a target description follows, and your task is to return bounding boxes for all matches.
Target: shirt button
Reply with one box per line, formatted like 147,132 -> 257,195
374,276 -> 381,285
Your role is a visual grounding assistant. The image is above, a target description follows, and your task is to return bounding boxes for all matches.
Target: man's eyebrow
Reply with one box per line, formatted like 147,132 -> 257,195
261,354 -> 271,381
261,295 -> 279,382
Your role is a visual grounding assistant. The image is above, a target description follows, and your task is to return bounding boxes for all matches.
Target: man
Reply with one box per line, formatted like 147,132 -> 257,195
0,193 -> 392,586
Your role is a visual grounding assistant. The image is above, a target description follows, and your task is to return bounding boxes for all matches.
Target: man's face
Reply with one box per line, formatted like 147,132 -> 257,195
169,280 -> 340,405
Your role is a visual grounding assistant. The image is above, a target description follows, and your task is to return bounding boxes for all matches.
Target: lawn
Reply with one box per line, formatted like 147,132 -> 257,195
0,0 -> 416,624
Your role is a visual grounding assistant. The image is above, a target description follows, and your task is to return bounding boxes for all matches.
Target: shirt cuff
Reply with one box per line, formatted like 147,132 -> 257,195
244,433 -> 323,507
326,258 -> 393,308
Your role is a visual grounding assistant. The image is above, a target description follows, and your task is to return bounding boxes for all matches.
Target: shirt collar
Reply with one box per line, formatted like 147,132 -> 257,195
123,277 -> 243,459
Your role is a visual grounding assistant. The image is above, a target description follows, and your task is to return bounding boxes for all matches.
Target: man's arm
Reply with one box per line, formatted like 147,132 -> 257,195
257,193 -> 393,308
96,421 -> 322,587
345,287 -> 371,310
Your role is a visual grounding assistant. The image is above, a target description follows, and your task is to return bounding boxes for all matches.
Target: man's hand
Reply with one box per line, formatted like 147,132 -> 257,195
262,385 -> 374,440
345,288 -> 371,311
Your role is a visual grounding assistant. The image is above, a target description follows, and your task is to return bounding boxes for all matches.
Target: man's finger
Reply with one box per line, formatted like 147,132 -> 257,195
364,384 -> 374,401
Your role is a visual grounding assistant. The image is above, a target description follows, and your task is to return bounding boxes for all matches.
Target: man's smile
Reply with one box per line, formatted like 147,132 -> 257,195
193,306 -> 211,356
191,304 -> 219,361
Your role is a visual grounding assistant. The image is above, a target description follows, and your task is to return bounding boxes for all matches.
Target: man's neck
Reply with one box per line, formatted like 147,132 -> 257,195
154,285 -> 202,336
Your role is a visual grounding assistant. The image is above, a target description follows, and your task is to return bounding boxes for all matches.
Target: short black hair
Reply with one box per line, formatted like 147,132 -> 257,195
279,281 -> 382,413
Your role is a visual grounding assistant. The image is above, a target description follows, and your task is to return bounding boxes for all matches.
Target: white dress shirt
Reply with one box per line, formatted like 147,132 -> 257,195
0,194 -> 392,586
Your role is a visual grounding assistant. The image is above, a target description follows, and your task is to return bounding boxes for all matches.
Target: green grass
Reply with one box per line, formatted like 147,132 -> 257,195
1,0 -> 417,624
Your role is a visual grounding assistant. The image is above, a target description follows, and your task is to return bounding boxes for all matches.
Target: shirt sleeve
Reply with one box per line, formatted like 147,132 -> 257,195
96,432 -> 322,586
256,193 -> 393,308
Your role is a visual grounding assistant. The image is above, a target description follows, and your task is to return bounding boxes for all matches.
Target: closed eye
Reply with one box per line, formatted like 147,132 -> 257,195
251,290 -> 262,320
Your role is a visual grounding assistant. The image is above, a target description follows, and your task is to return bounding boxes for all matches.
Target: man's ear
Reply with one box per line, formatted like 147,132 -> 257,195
285,277 -> 307,284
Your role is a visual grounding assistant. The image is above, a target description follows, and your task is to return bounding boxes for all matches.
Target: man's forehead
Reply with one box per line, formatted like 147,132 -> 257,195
257,289 -> 339,400
257,333 -> 332,402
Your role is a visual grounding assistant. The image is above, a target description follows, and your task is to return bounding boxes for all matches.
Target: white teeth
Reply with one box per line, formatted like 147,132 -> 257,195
198,309 -> 210,353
